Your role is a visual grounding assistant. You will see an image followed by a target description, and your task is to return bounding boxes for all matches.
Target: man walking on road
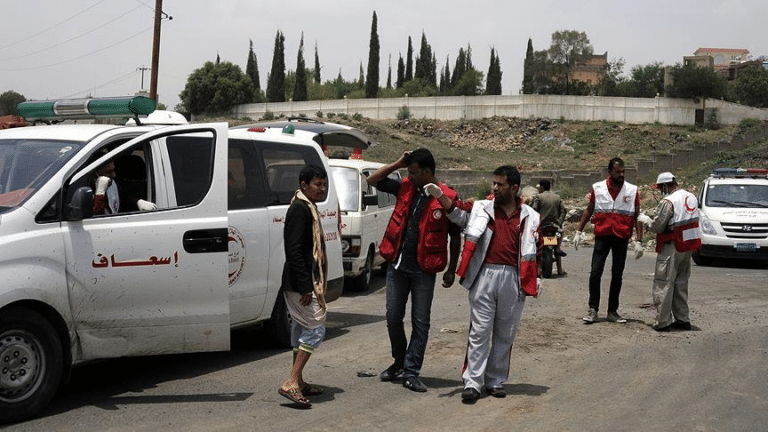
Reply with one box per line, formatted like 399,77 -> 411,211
646,172 -> 701,332
427,165 -> 543,404
532,179 -> 568,275
575,157 -> 643,324
366,148 -> 461,393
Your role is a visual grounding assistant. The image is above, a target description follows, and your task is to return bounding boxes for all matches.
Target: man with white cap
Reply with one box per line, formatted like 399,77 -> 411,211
646,172 -> 701,331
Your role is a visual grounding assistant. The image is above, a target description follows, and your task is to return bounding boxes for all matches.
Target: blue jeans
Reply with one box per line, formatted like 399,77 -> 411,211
588,235 -> 629,313
385,265 -> 436,378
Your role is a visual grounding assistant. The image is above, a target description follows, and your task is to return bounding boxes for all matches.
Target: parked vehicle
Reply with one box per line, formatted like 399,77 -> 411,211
0,100 -> 372,423
328,158 -> 399,291
694,168 -> 768,265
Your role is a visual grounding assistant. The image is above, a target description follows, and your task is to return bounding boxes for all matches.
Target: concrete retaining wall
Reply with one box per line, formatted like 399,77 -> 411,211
231,94 -> 768,126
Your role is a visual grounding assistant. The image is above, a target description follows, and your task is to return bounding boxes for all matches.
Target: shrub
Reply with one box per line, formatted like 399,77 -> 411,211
327,112 -> 336,119
261,110 -> 275,120
352,112 -> 363,121
316,110 -> 324,118
738,118 -> 762,133
397,105 -> 411,120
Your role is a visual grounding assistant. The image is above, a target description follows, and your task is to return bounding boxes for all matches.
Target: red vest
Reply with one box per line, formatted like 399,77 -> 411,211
379,178 -> 456,273
655,189 -> 702,253
591,179 -> 638,239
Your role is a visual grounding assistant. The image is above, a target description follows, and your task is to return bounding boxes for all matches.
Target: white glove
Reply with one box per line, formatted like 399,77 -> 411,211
95,176 -> 112,195
137,199 -> 157,211
423,183 -> 443,198
633,240 -> 644,260
573,231 -> 583,250
536,278 -> 543,297
637,213 -> 653,227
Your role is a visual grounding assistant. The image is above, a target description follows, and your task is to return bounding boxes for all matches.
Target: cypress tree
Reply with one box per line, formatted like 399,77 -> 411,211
405,37 -> 413,81
451,48 -> 467,88
266,30 -> 286,102
358,62 -> 365,90
365,11 -> 380,98
314,42 -> 321,83
387,53 -> 392,89
396,54 -> 405,89
486,47 -> 502,95
246,39 -> 261,102
522,38 -> 535,94
293,33 -> 308,101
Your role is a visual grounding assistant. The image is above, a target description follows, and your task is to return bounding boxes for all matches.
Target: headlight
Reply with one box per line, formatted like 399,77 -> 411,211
699,213 -> 717,235
341,239 -> 350,253
341,237 -> 361,256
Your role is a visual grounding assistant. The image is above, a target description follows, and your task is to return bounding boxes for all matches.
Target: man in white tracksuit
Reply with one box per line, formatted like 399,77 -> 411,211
427,165 -> 543,404
647,172 -> 701,332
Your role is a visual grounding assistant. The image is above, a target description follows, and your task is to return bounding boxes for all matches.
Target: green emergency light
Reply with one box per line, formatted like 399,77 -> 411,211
17,96 -> 156,122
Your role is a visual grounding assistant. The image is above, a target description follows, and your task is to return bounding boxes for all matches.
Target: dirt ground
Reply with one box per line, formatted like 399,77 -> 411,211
14,247 -> 768,432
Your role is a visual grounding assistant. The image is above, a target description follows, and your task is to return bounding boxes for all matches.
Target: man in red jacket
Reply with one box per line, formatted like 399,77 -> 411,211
366,148 -> 461,393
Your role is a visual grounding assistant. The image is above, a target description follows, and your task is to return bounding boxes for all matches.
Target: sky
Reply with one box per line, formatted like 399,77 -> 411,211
2,0 -> 767,110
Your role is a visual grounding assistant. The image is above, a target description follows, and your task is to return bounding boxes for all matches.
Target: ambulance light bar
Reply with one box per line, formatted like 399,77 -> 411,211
711,168 -> 768,178
17,96 -> 156,121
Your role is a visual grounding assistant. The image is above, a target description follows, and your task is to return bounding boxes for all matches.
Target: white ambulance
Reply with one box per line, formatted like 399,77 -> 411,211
0,98 -> 370,423
694,168 -> 768,265
328,157 -> 399,291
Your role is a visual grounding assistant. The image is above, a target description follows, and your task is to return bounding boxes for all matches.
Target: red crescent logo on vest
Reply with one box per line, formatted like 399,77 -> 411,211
684,196 -> 696,213
432,209 -> 443,220
623,195 -> 631,203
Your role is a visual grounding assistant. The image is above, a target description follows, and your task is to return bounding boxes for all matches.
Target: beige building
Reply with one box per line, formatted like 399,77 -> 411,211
693,47 -> 750,71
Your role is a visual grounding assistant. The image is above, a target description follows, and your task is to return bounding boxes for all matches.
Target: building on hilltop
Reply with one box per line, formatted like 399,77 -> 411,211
572,51 -> 609,87
693,47 -> 750,71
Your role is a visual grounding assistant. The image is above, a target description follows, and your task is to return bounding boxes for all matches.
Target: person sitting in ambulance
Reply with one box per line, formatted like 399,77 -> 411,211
92,159 -> 156,215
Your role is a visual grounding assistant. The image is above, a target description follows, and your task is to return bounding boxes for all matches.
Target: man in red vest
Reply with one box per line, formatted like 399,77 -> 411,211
647,172 -> 701,331
366,148 -> 461,393
575,157 -> 643,324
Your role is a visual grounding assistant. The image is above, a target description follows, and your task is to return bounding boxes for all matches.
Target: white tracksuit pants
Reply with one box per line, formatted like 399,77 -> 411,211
652,242 -> 692,328
463,263 -> 526,391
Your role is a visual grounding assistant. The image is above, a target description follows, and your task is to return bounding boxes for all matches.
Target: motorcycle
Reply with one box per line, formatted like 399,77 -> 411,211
540,223 -> 562,278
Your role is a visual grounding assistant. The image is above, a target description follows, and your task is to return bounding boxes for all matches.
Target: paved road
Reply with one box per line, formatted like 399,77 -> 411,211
7,249 -> 768,432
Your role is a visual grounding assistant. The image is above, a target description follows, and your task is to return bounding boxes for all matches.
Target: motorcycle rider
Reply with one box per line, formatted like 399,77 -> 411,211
532,179 -> 567,276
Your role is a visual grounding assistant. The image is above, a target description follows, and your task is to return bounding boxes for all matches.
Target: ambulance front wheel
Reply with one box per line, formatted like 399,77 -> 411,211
0,307 -> 64,424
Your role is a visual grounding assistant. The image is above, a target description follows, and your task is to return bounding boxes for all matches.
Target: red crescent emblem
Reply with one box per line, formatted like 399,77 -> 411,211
684,196 -> 696,213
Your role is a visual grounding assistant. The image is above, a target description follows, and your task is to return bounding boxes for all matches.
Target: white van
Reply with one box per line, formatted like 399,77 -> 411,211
328,158 -> 399,291
694,168 -> 768,265
0,99 -> 370,423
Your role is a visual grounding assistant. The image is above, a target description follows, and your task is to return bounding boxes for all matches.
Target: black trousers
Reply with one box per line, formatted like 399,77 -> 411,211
588,235 -> 629,313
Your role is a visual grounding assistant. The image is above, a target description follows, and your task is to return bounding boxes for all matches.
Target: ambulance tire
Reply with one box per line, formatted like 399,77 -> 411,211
353,250 -> 374,292
265,292 -> 292,348
0,307 -> 64,424
691,251 -> 712,266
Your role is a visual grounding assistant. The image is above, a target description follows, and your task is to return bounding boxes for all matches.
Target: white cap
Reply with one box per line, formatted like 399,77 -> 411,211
653,172 -> 675,188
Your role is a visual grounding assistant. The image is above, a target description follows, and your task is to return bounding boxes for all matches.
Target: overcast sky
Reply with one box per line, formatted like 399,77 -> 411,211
3,0 -> 767,110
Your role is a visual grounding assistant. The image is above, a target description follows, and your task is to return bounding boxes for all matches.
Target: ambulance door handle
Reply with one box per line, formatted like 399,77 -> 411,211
183,228 -> 228,253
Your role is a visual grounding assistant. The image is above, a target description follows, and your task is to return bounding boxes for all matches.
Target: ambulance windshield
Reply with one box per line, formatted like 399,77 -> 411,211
0,139 -> 82,211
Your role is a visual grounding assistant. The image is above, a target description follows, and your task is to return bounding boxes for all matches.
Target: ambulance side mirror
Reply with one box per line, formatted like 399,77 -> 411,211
67,187 -> 94,221
363,194 -> 378,209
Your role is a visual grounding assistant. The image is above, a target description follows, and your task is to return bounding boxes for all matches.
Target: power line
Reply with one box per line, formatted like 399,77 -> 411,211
0,4 -> 145,62
0,27 -> 153,72
59,69 -> 139,99
0,0 -> 110,51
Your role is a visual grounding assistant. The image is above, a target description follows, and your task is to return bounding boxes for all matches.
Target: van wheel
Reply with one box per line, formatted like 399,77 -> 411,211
0,307 -> 64,424
353,250 -> 374,292
692,251 -> 712,266
265,292 -> 292,348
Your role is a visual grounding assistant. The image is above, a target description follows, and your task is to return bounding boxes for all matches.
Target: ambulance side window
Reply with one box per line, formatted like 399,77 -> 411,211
228,139 -> 267,210
165,134 -> 215,207
262,144 -> 323,206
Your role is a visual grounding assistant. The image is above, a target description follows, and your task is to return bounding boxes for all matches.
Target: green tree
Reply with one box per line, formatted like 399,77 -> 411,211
440,55 -> 451,93
733,66 -> 768,108
293,33 -> 308,101
625,62 -> 665,97
522,38 -> 535,94
313,42 -> 321,84
179,61 -> 255,116
365,11 -> 380,98
453,69 -> 484,96
266,30 -> 286,102
396,54 -> 405,89
386,53 -> 392,89
405,37 -> 413,82
245,39 -> 262,102
0,90 -> 26,116
547,30 -> 593,94
414,32 -> 433,85
358,62 -> 365,90
451,47 -> 468,88
666,63 -> 728,103
485,47 -> 502,95
594,57 -> 625,96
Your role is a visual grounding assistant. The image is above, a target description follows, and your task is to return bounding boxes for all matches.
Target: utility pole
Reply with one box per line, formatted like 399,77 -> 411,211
149,0 -> 163,102
137,66 -> 150,90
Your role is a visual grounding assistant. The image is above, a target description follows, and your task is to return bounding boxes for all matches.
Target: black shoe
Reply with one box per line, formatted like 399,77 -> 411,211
403,376 -> 427,392
554,248 -> 567,257
379,364 -> 404,382
486,387 -> 506,398
671,320 -> 692,330
654,325 -> 671,332
461,387 -> 480,403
